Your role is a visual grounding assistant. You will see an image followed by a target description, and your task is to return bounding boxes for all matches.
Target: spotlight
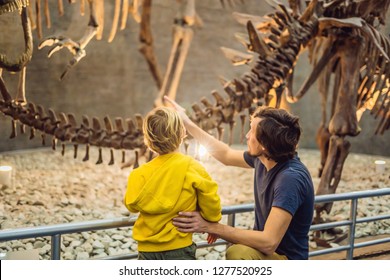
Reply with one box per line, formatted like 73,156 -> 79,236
197,145 -> 209,161
0,165 -> 13,187
374,160 -> 386,174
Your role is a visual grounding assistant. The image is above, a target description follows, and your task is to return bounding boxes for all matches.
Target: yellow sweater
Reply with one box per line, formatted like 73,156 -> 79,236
124,153 -> 221,252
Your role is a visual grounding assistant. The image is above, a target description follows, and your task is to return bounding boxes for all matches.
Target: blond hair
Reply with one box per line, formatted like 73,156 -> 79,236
143,107 -> 186,155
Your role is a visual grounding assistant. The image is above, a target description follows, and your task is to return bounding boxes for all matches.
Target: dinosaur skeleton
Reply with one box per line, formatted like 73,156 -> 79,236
226,0 -> 390,217
0,0 -> 239,165
207,0 -> 390,242
1,0 -> 390,243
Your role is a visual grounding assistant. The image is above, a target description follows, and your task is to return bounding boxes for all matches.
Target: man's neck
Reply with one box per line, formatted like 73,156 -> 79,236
259,156 -> 277,171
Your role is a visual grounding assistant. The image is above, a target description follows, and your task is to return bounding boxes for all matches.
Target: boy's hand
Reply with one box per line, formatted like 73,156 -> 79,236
207,233 -> 219,244
163,96 -> 190,123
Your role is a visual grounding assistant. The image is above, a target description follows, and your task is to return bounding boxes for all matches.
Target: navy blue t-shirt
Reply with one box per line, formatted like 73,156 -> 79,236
244,152 -> 314,260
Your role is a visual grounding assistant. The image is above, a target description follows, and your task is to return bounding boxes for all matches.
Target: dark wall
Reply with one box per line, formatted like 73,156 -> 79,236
0,1 -> 389,156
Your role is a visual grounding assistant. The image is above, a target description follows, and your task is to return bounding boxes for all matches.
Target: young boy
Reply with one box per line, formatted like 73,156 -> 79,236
124,107 -> 222,260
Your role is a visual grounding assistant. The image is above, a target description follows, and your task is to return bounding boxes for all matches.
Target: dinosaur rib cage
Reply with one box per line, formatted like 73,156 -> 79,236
185,6 -> 319,139
188,0 -> 390,136
357,26 -> 390,135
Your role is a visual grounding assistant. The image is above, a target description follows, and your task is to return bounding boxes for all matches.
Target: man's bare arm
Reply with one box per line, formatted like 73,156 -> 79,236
173,207 -> 292,255
164,96 -> 249,168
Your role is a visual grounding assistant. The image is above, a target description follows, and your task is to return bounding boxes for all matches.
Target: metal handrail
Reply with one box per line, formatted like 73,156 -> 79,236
0,188 -> 389,260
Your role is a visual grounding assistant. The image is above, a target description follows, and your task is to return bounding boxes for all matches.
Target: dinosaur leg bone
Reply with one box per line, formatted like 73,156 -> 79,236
0,75 -> 18,138
138,0 -> 163,90
315,124 -> 330,178
16,66 -> 26,104
0,72 -> 12,103
315,38 -> 363,215
315,135 -> 350,215
155,25 -> 193,106
328,38 -> 362,137
0,7 -> 33,72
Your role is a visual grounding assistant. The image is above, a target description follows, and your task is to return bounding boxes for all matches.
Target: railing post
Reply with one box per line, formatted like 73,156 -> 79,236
346,198 -> 358,260
51,234 -> 61,260
227,213 -> 236,227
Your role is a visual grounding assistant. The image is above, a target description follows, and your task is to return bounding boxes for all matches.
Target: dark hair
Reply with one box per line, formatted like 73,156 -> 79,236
252,106 -> 301,162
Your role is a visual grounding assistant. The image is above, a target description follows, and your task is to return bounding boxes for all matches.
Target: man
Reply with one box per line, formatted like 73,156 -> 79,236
165,96 -> 314,260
